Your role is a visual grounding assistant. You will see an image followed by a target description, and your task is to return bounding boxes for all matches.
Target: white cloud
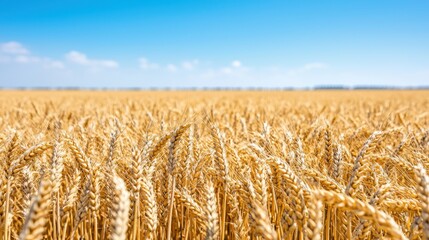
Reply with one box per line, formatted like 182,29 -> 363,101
138,58 -> 199,72
139,57 -> 159,70
220,67 -> 233,74
66,51 -> 118,68
232,60 -> 241,68
66,51 -> 87,65
220,60 -> 248,76
303,62 -> 327,70
13,55 -> 64,69
202,60 -> 249,79
167,64 -> 178,72
0,41 -> 64,69
288,62 -> 328,75
15,55 -> 40,63
181,59 -> 199,70
1,41 -> 29,55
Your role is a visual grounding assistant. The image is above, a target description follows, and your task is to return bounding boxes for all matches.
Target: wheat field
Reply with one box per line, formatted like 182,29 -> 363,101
0,90 -> 428,240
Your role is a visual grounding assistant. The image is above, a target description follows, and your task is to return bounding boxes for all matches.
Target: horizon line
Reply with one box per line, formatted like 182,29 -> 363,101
1,85 -> 429,91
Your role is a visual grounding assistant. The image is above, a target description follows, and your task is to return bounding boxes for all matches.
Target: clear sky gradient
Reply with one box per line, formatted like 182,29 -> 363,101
0,0 -> 428,88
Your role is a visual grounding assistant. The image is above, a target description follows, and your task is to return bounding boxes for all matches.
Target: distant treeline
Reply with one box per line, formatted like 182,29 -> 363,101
1,85 -> 429,91
313,85 -> 429,90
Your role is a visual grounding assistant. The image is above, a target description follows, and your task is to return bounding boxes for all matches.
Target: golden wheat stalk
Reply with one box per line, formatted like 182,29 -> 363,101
314,189 -> 407,240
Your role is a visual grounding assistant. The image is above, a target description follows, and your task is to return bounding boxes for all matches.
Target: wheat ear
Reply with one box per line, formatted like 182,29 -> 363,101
414,164 -> 429,239
110,175 -> 131,240
314,189 -> 407,240
19,173 -> 52,240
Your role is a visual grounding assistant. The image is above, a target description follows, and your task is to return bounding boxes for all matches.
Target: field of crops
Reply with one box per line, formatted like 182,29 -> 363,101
0,90 -> 428,240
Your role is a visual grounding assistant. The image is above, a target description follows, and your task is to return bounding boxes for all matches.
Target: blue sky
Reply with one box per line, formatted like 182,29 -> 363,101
0,0 -> 428,88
